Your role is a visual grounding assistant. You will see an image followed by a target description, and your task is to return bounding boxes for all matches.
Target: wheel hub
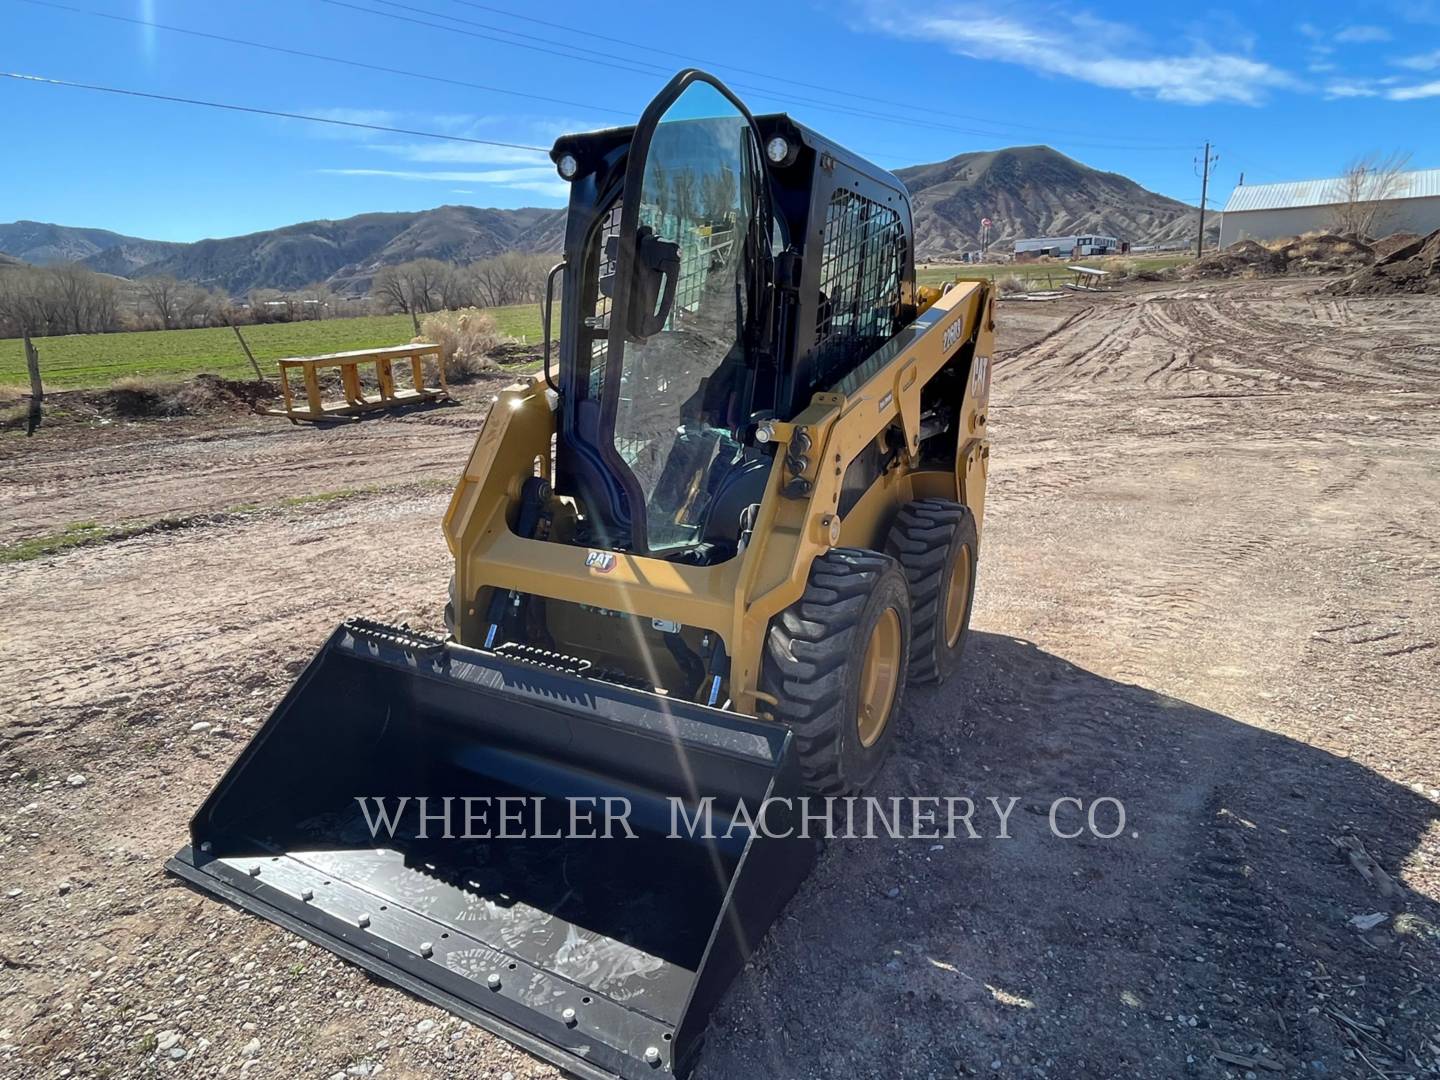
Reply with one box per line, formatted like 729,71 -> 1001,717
857,608 -> 902,747
944,545 -> 973,649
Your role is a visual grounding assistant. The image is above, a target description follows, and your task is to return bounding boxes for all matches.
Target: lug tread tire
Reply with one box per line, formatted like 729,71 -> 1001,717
760,549 -> 910,795
888,498 -> 978,685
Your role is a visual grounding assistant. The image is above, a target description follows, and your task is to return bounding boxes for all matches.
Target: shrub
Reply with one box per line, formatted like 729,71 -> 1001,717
417,308 -> 507,381
995,273 -> 1029,295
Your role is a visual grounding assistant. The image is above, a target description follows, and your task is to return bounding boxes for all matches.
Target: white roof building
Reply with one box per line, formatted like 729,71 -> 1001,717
1219,168 -> 1440,245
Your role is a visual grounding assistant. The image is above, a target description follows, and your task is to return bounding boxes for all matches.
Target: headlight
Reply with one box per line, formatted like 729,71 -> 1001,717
765,136 -> 790,165
556,152 -> 579,180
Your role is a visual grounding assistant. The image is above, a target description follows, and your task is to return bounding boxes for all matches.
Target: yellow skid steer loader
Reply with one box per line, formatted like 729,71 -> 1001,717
168,70 -> 993,1080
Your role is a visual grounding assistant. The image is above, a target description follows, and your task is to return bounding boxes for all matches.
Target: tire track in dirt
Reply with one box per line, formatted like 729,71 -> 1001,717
4,286 -> 1440,1080
0,491 -> 454,735
0,404 -> 491,544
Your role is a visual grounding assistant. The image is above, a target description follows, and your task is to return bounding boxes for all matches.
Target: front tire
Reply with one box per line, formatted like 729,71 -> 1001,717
759,549 -> 912,795
887,499 -> 979,684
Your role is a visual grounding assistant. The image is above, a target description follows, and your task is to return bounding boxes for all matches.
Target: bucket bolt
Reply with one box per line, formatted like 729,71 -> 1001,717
300,889 -> 314,902
248,865 -> 261,877
357,914 -> 371,928
644,1046 -> 662,1067
487,973 -> 501,990
419,942 -> 434,958
562,1008 -> 577,1027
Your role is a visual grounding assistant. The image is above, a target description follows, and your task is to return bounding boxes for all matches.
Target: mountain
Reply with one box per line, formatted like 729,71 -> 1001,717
898,145 -> 1206,257
0,207 -> 565,296
0,145 -> 1209,292
0,221 -> 182,270
137,205 -> 565,295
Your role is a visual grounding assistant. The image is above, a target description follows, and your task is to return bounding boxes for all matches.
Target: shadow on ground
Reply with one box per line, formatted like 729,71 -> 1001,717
700,632 -> 1440,1078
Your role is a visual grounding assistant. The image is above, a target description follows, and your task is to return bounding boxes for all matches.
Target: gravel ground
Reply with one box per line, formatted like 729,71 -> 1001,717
1,279 -> 1437,1079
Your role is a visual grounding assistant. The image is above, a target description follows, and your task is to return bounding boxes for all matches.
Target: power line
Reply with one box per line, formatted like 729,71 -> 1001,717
441,0 -> 1191,148
0,71 -> 551,152
324,0 -> 1192,152
319,0 -> 672,80
6,0 -> 910,167
16,0 -> 632,120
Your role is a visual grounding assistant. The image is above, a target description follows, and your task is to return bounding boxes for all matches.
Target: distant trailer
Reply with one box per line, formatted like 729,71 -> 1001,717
1014,234 -> 1122,258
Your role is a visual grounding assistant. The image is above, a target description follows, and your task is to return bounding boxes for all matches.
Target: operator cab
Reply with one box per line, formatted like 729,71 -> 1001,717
545,70 -> 915,563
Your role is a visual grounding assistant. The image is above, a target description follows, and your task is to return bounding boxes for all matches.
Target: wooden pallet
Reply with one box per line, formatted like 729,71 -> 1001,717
263,343 -> 450,422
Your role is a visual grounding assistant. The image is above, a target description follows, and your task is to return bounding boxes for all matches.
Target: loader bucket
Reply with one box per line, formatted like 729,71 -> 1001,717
167,620 -> 813,1080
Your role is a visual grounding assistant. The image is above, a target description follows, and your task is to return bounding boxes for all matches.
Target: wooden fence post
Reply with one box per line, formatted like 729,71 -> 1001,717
228,318 -> 265,381
23,332 -> 42,435
23,333 -> 42,401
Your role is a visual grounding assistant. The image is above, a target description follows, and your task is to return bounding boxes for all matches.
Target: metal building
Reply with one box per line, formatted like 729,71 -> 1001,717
1014,234 -> 1121,259
1219,168 -> 1440,245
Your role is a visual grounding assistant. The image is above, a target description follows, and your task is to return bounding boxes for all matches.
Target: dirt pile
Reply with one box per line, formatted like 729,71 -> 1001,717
1272,232 -> 1374,275
100,373 -> 278,418
1331,229 -> 1440,296
1183,234 -> 1377,281
1372,232 -> 1421,260
1181,240 -> 1285,279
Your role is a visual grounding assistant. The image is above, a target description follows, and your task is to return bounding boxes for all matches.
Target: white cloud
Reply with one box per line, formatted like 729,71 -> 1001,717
1388,79 -> 1440,99
1395,48 -> 1440,70
373,142 -> 548,166
1325,79 -> 1381,98
863,4 -> 1296,105
1334,25 -> 1392,43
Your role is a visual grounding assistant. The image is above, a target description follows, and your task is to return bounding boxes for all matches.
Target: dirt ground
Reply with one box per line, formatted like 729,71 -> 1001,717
2,278 -> 1438,1079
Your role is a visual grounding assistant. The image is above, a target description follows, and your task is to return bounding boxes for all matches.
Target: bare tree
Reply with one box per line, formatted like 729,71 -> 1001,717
49,266 -> 121,334
0,265 -> 121,336
179,285 -> 224,327
138,275 -> 184,329
1328,152 -> 1413,238
371,266 -> 414,314
370,255 -> 551,320
466,253 -> 550,308
295,282 -> 336,320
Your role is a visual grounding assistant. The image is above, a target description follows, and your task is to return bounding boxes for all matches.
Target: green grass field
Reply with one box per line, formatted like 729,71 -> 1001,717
917,252 -> 1193,290
0,304 -> 547,391
1,256 -> 1192,393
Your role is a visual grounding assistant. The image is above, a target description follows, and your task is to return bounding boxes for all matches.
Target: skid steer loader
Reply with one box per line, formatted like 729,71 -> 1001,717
168,70 -> 992,1080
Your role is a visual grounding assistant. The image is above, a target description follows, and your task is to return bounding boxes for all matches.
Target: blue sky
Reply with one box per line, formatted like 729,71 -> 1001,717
2,0 -> 1439,242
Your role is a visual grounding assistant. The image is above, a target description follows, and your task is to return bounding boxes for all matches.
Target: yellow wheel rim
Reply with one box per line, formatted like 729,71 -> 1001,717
857,608 -> 902,747
943,545 -> 973,649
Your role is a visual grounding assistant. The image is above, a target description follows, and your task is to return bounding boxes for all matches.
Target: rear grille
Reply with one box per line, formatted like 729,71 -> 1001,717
812,189 -> 906,388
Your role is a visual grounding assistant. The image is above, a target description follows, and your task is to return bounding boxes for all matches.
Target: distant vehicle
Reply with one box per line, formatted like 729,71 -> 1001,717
1015,234 -> 1123,258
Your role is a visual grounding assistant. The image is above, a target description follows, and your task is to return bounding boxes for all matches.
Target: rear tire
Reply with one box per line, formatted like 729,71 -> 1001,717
887,498 -> 979,685
759,549 -> 911,795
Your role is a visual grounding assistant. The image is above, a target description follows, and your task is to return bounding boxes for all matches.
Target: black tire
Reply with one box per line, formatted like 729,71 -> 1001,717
759,549 -> 912,795
887,498 -> 979,685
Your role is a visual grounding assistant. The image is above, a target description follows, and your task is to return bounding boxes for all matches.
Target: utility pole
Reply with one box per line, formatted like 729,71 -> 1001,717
1195,142 -> 1219,257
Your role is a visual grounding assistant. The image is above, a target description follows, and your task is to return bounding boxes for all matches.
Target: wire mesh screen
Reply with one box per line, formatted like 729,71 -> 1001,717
811,189 -> 906,389
586,200 -> 623,399
672,226 -> 736,315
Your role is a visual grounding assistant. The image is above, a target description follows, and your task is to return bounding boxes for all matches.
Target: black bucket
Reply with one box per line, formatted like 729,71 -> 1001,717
167,620 -> 813,1079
